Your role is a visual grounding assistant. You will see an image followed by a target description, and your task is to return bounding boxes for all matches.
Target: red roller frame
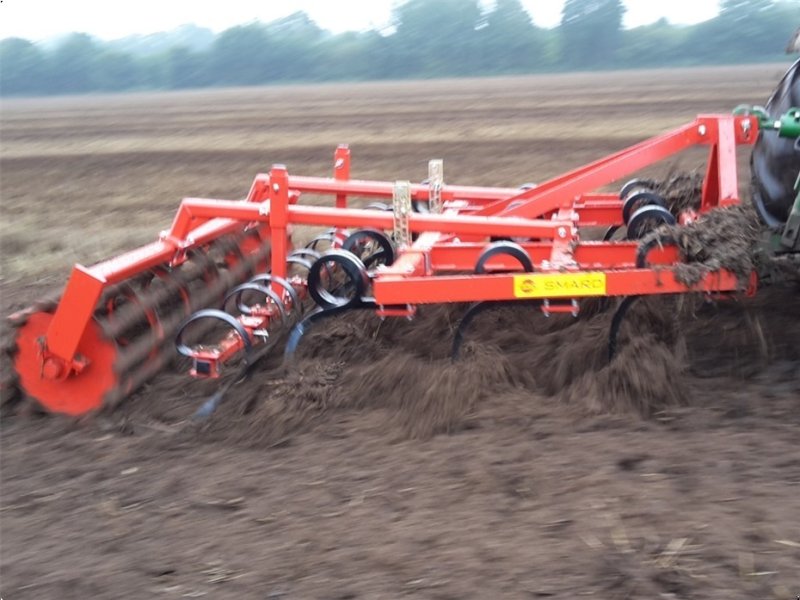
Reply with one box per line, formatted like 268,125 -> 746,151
19,114 -> 759,398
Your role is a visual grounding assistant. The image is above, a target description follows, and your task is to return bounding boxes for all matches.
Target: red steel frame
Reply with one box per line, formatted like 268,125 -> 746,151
32,114 -> 759,382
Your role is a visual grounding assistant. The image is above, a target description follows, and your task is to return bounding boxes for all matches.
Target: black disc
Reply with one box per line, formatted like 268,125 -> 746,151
622,190 -> 667,225
342,229 -> 396,268
307,250 -> 369,309
474,240 -> 534,274
626,205 -> 676,240
619,178 -> 656,201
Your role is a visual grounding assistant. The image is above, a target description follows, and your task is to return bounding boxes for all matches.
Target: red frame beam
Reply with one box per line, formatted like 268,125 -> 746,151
373,270 -> 739,305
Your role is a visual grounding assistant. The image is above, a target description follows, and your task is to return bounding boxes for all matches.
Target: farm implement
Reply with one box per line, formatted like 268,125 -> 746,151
5,61 -> 800,418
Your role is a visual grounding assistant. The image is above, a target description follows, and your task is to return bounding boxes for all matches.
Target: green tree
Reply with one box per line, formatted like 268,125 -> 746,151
686,0 -> 799,62
210,24 -> 271,85
165,46 -> 210,89
481,0 -> 547,72
264,12 -> 325,80
560,0 -> 626,68
392,0 -> 483,76
49,33 -> 100,93
0,38 -> 48,95
316,32 -> 387,80
95,50 -> 141,91
619,18 -> 688,67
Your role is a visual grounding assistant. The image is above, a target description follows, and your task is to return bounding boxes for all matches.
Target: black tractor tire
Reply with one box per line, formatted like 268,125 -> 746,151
751,59 -> 800,228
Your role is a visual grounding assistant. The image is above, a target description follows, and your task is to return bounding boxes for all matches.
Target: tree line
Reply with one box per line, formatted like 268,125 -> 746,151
1,0 -> 797,96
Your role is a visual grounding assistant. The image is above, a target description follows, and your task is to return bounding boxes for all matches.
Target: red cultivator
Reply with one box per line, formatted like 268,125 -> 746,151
4,111 -> 781,416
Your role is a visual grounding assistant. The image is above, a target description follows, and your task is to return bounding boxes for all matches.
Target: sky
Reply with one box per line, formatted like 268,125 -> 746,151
0,0 -> 723,42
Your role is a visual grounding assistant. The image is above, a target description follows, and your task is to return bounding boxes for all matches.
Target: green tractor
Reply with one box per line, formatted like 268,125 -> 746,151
746,36 -> 800,252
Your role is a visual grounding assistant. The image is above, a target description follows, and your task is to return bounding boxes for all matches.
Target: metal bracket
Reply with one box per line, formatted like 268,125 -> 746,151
393,180 -> 412,248
779,173 -> 800,250
428,159 -> 444,214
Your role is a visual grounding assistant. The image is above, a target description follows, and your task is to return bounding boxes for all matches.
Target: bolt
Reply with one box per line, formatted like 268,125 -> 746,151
42,358 -> 63,380
698,124 -> 707,136
272,183 -> 280,192
557,227 -> 567,239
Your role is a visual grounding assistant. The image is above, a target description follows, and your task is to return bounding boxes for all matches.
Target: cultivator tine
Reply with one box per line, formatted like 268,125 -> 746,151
191,316 -> 295,420
284,302 -> 376,359
9,226 -> 273,415
452,300 -> 542,360
173,228 -> 398,393
224,283 -> 287,321
608,296 -> 640,360
247,274 -> 304,317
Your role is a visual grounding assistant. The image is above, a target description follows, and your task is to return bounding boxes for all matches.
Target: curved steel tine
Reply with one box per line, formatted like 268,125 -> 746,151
175,308 -> 254,359
451,300 -> 541,361
284,300 -> 376,360
608,296 -> 640,361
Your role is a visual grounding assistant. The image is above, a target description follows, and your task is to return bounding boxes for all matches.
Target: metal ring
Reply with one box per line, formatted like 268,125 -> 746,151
223,283 -> 286,321
307,250 -> 369,309
622,191 -> 667,225
286,256 -> 313,274
248,274 -> 302,317
342,228 -> 396,267
364,251 -> 390,269
619,178 -> 656,201
306,229 -> 336,250
626,204 -> 676,240
289,248 -> 322,263
602,225 -> 622,241
175,309 -> 252,358
474,240 -> 534,274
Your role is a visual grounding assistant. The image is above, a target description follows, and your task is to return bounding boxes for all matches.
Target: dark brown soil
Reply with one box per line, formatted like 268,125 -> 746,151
3,285 -> 799,600
667,204 -> 764,286
3,67 -> 800,599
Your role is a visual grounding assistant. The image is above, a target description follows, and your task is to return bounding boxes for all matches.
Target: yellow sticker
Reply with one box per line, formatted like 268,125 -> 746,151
513,272 -> 606,298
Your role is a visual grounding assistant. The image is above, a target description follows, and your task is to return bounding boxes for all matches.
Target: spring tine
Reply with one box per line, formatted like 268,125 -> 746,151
284,301 -> 376,359
608,296 -> 640,360
223,283 -> 287,321
451,300 -> 542,360
247,274 -> 303,317
191,313 -> 299,420
194,390 -> 226,420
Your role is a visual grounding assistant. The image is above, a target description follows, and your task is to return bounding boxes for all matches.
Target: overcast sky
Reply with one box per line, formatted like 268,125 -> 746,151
1,0 -> 722,41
